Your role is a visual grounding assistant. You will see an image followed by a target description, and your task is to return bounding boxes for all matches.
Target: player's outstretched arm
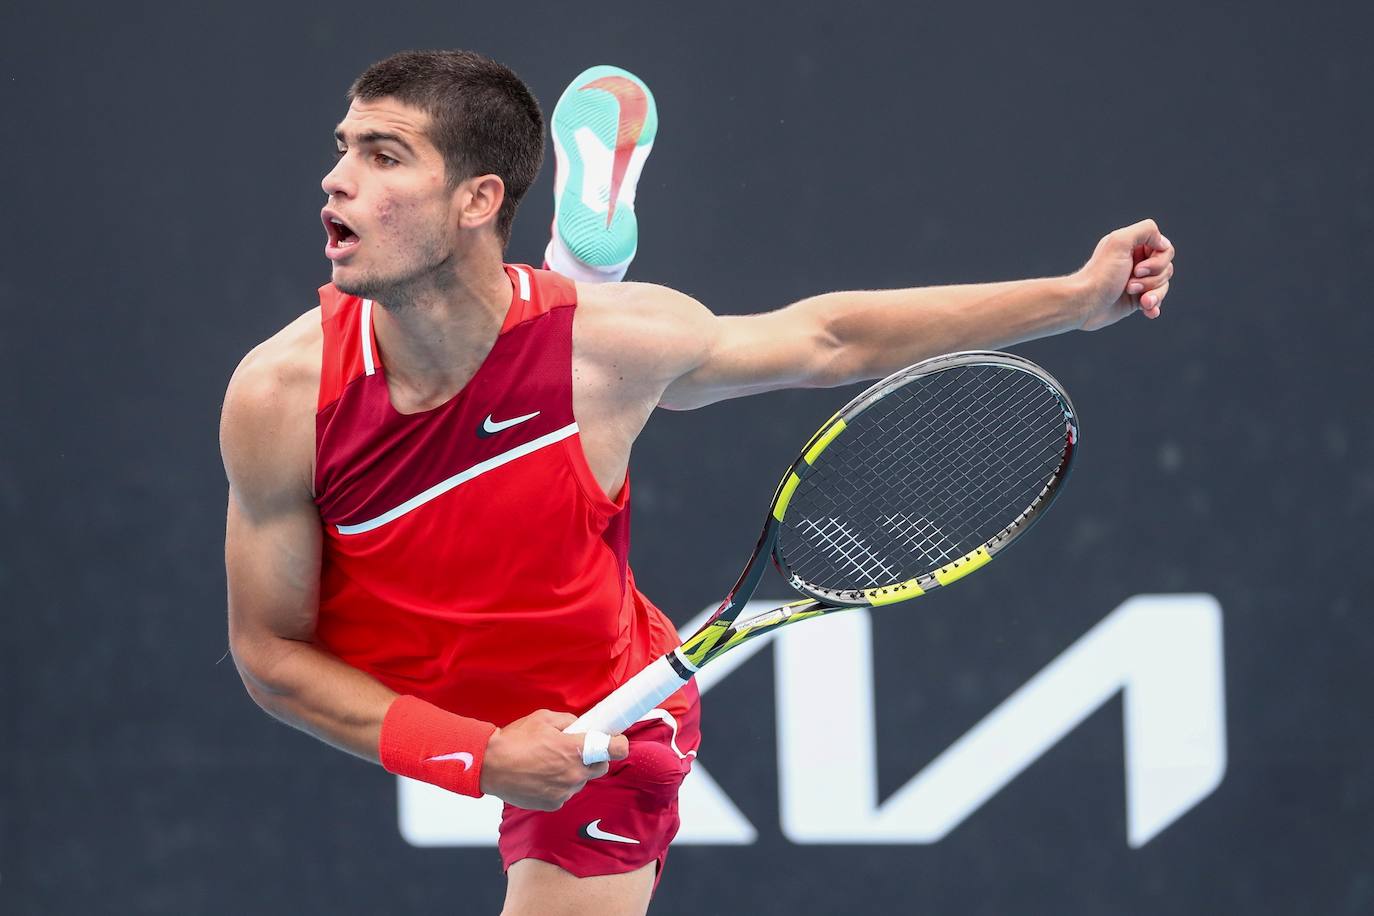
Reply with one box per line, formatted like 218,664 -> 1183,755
627,219 -> 1173,410
220,337 -> 623,809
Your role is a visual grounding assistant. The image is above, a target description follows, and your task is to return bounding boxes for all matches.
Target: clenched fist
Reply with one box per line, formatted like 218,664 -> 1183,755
1075,218 -> 1176,331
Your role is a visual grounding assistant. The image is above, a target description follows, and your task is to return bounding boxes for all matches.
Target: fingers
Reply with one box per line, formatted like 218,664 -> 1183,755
1116,221 -> 1171,268
1142,281 -> 1169,314
484,710 -> 630,810
577,731 -> 631,766
580,730 -> 612,765
1127,261 -> 1175,297
1132,238 -> 1174,277
1123,224 -> 1173,322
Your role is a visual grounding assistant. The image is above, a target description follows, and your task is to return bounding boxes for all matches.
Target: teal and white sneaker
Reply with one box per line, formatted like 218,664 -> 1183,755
544,65 -> 657,282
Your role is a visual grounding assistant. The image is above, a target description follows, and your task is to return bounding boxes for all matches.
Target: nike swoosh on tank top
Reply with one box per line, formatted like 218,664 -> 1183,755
313,265 -> 690,727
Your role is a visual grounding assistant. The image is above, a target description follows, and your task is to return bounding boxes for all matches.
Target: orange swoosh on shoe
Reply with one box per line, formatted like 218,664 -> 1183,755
580,75 -> 648,228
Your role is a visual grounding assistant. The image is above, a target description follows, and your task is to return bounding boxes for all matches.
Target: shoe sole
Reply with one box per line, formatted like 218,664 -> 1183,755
551,65 -> 658,268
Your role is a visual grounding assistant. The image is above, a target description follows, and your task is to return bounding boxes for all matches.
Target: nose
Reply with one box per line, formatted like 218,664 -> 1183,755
322,154 -> 355,198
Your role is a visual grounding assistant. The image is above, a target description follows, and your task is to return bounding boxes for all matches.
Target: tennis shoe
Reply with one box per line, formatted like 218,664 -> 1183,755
545,65 -> 657,280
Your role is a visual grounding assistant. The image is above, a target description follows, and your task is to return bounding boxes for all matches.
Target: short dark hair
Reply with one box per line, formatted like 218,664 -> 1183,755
348,50 -> 544,245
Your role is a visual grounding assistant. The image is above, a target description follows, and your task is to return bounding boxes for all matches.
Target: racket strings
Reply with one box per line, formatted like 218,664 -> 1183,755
778,364 -> 1070,591
913,375 -> 1067,525
870,372 -> 1067,549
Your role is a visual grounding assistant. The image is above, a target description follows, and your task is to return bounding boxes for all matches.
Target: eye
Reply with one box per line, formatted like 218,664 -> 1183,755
333,147 -> 346,160
375,153 -> 399,167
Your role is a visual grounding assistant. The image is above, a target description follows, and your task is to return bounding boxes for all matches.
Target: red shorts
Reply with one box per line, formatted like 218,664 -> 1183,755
498,684 -> 701,888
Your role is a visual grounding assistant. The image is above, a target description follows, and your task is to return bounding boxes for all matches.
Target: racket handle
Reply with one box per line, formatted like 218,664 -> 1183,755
564,654 -> 693,737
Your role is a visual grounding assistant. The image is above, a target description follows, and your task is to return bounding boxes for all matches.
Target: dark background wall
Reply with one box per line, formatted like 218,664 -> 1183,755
4,1 -> 1371,913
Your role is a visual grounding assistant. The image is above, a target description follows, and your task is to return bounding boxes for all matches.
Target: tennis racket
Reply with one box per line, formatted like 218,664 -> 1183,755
567,350 -> 1078,756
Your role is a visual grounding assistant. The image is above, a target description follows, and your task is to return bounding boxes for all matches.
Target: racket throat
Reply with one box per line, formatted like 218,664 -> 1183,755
666,647 -> 698,679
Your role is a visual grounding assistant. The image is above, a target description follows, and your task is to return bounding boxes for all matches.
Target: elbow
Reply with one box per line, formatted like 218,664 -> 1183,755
241,680 -> 280,718
231,650 -> 277,713
228,631 -> 296,713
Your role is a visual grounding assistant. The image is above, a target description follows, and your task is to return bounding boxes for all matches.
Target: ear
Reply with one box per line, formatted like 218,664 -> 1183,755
453,174 -> 506,234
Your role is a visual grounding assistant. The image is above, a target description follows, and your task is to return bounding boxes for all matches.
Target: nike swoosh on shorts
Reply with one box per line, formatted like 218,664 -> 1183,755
580,818 -> 640,845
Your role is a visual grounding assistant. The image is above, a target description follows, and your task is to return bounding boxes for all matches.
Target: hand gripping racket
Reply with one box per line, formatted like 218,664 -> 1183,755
567,350 -> 1079,760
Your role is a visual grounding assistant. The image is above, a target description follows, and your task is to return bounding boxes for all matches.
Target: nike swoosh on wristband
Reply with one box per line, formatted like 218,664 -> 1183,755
424,751 -> 474,770
579,75 -> 647,227
580,819 -> 640,845
478,410 -> 541,438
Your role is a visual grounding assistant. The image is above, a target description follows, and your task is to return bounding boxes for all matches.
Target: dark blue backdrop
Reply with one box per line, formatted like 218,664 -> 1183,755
4,1 -> 1371,913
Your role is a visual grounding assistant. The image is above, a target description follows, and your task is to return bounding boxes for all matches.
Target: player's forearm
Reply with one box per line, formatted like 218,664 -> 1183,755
233,633 -> 397,763
801,274 -> 1087,384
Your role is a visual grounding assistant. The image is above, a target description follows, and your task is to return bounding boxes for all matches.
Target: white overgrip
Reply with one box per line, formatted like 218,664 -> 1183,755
564,654 -> 692,738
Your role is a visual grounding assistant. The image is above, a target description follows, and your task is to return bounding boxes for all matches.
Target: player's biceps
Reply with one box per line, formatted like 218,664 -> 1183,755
664,347 -> 803,407
713,314 -> 834,387
225,502 -> 320,641
660,313 -> 834,408
749,303 -> 851,387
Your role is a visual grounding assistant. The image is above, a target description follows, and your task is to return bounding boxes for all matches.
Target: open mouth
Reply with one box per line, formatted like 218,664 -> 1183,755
323,211 -> 361,255
328,218 -> 360,247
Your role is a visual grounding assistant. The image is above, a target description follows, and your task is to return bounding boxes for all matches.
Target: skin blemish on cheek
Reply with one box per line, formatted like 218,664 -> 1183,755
376,194 -> 428,230
376,197 -> 397,225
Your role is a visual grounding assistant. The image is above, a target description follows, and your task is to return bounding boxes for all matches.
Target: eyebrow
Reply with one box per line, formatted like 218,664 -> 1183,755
333,128 -> 417,156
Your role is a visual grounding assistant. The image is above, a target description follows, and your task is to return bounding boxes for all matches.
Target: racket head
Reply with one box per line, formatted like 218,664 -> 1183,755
767,351 -> 1078,607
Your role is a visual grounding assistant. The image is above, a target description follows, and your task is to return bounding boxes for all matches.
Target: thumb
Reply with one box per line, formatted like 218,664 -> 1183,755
608,735 -> 630,761
1122,217 -> 1161,249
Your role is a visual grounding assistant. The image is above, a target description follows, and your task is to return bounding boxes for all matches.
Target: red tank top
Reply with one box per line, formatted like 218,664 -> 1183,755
312,265 -> 688,727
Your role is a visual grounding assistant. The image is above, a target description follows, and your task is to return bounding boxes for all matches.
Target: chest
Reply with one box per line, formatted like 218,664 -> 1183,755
315,308 -> 578,523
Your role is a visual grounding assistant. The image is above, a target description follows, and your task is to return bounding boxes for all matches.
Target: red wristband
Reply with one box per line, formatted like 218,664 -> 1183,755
378,696 -> 497,798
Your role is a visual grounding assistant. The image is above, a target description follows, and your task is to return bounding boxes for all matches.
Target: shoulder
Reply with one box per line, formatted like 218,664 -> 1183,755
220,308 -> 323,502
226,308 -> 323,404
572,281 -> 718,381
574,280 -> 709,325
224,307 -> 323,425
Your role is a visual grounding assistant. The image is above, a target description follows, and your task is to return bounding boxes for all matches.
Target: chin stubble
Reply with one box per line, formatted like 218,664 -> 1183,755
335,235 -> 454,310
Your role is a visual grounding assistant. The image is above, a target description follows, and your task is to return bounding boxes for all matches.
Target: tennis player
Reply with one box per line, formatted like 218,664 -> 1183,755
221,49 -> 1174,916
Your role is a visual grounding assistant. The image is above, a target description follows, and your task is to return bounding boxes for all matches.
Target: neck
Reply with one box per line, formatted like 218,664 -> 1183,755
371,247 -> 512,404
